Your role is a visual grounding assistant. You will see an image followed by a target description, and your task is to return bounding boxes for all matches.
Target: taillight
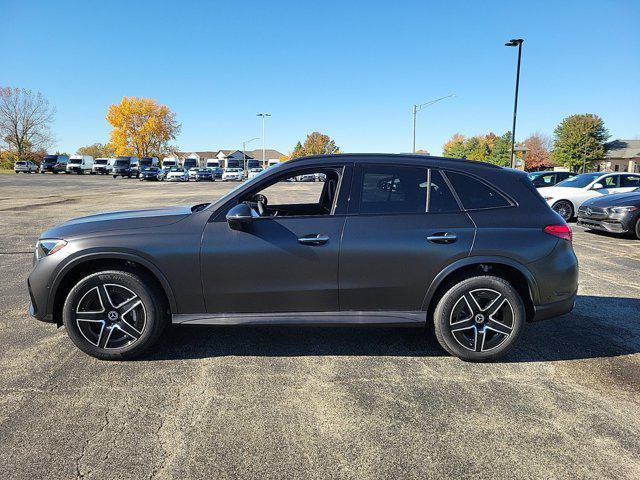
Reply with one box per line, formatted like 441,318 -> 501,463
544,224 -> 572,241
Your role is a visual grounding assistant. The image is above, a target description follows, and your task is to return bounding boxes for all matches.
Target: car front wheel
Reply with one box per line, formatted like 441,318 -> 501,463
634,217 -> 640,240
433,275 -> 525,361
62,270 -> 168,360
552,200 -> 574,221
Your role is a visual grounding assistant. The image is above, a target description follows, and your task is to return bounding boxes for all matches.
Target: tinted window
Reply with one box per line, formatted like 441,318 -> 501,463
601,176 -> 619,188
621,175 -> 640,188
445,171 -> 511,210
531,173 -> 555,187
428,170 -> 460,213
359,166 -> 427,214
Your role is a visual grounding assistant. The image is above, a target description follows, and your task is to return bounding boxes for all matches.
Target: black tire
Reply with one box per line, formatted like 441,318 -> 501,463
62,270 -> 168,360
634,217 -> 640,240
552,200 -> 574,222
433,275 -> 525,361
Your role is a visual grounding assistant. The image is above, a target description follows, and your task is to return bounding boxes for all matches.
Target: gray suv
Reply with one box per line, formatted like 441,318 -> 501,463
28,154 -> 578,361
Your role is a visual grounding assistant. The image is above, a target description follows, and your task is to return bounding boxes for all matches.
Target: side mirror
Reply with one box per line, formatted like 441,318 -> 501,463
591,182 -> 604,190
226,202 -> 255,230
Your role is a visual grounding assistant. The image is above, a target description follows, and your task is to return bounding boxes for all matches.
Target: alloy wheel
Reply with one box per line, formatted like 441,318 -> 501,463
74,283 -> 147,350
552,201 -> 573,221
449,288 -> 514,352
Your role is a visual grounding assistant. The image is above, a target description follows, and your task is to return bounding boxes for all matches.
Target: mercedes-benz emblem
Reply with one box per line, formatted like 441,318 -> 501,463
107,311 -> 118,321
586,207 -> 592,216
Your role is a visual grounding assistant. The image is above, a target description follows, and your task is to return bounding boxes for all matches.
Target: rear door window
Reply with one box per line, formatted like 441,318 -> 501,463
602,176 -> 620,188
428,170 -> 460,213
444,171 -> 511,210
358,165 -> 427,214
621,175 -> 640,188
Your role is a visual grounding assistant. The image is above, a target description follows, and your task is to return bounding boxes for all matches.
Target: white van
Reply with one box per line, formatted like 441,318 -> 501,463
162,157 -> 179,169
67,155 -> 94,174
92,158 -> 115,174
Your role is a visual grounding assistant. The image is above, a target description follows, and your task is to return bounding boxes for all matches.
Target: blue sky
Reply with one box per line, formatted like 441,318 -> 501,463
2,0 -> 639,155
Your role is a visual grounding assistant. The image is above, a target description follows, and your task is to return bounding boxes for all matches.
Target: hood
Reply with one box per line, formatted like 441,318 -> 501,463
583,191 -> 640,207
41,206 -> 194,239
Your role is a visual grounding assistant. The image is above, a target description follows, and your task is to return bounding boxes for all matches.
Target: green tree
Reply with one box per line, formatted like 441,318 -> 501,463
442,134 -> 468,158
284,132 -> 340,160
550,114 -> 609,172
466,136 -> 490,162
77,142 -> 115,158
487,132 -> 512,167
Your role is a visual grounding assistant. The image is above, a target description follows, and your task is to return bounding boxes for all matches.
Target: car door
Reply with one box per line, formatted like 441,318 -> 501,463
200,164 -> 350,314
339,164 -> 475,312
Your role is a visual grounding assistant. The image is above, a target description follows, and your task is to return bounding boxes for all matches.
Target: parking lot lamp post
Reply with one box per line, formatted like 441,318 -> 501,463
242,137 -> 259,174
505,38 -> 524,168
412,94 -> 455,153
257,113 -> 271,168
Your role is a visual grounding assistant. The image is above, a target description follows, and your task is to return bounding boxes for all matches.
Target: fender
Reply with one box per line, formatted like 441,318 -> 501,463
420,255 -> 540,311
47,249 -> 178,316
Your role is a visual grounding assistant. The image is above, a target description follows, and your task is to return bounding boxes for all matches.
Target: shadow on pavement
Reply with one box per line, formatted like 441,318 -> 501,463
145,295 -> 640,362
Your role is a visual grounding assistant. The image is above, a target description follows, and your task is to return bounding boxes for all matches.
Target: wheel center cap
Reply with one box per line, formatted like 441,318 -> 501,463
107,311 -> 118,322
474,314 -> 485,324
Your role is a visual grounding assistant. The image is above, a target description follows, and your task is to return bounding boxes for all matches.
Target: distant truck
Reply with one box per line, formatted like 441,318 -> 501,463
112,156 -> 140,178
67,155 -> 94,174
162,157 -> 179,169
92,158 -> 115,174
39,154 -> 69,174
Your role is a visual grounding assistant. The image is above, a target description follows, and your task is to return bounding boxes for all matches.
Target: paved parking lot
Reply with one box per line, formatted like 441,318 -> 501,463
0,173 -> 639,479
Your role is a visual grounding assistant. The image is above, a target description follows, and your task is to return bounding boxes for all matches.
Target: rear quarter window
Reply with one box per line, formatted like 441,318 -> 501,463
444,171 -> 512,210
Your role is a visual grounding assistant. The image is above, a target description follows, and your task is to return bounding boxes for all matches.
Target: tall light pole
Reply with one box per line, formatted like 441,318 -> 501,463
241,137 -> 259,173
412,94 -> 455,153
505,38 -> 524,168
256,113 -> 271,168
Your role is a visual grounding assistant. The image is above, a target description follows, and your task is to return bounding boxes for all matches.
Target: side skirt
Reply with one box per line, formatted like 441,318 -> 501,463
172,311 -> 426,326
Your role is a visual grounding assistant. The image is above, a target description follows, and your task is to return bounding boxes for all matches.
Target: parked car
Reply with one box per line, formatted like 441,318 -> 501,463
28,154 -> 578,362
165,167 -> 189,182
158,167 -> 170,181
211,167 -> 224,179
538,172 -> 640,221
295,173 -> 317,182
528,171 -> 577,188
139,166 -> 163,181
112,157 -> 140,178
92,158 -> 115,174
39,155 -> 69,174
14,160 -> 38,173
194,168 -> 214,182
67,155 -> 94,174
188,167 -> 199,180
577,187 -> 640,239
222,168 -> 244,181
247,167 -> 263,179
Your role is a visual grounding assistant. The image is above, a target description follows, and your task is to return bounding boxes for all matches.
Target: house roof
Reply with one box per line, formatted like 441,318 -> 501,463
177,149 -> 285,159
605,139 -> 640,159
247,149 -> 284,159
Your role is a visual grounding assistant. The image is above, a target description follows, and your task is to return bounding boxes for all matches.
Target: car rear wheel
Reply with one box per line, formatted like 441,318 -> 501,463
635,217 -> 640,240
552,200 -> 573,221
63,270 -> 168,360
433,275 -> 525,361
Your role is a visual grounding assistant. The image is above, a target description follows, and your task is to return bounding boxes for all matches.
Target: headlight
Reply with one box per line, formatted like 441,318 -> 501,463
609,206 -> 638,214
36,239 -> 67,259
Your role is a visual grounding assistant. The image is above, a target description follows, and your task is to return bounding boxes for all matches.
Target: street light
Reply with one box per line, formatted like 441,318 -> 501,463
256,113 -> 271,168
505,38 -> 524,169
412,94 -> 455,153
241,137 -> 259,173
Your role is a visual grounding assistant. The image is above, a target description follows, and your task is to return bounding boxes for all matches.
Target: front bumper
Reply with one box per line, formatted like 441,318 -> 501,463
577,216 -> 632,234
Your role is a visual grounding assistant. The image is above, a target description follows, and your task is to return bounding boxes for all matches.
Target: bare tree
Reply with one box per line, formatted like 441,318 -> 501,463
0,87 -> 55,159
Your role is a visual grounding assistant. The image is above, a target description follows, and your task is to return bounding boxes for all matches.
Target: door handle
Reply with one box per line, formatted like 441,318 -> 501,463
427,232 -> 457,244
298,234 -> 329,245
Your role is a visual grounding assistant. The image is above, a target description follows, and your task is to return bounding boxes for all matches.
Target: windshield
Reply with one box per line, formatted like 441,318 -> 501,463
140,159 -> 153,166
170,167 -> 183,172
115,160 -> 130,166
69,158 -> 82,164
556,172 -> 602,188
95,159 -> 108,165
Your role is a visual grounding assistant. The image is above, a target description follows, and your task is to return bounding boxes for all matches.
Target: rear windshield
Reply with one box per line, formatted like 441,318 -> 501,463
16,161 -> 26,165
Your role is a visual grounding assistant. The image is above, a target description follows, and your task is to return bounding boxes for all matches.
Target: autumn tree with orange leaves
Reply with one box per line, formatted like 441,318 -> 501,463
106,97 -> 180,158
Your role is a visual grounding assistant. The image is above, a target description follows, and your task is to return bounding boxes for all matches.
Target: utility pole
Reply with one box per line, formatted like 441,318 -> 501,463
505,38 -> 524,168
241,137 -> 259,175
257,113 -> 271,168
411,94 -> 455,153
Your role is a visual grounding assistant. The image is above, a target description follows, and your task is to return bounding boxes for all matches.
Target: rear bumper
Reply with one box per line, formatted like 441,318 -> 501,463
532,291 -> 576,322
